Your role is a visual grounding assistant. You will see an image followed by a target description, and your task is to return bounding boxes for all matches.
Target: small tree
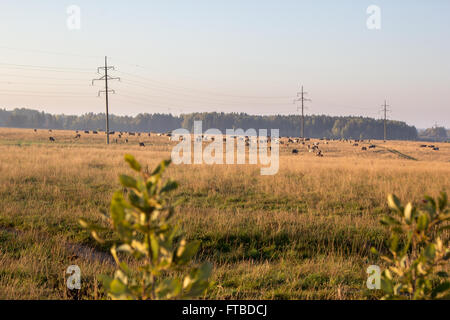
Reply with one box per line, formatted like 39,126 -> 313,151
80,155 -> 212,300
372,192 -> 450,299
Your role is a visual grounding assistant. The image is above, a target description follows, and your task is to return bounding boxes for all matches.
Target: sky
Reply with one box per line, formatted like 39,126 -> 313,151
0,0 -> 449,128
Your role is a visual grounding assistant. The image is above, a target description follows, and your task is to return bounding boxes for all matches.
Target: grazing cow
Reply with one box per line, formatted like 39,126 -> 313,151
109,131 -> 115,135
33,129 -> 37,132
316,150 -> 323,157
75,134 -> 81,139
139,142 -> 145,147
288,139 -> 294,143
93,131 -> 98,134
49,137 -> 55,142
361,147 -> 367,151
84,130 -> 89,134
137,133 -> 141,137
129,132 -> 135,136
292,149 -> 299,154
428,145 -> 435,148
420,145 -> 427,148
368,145 -> 376,149
125,139 -> 129,143
353,143 -> 359,147
118,134 -> 122,138
433,147 -> 440,151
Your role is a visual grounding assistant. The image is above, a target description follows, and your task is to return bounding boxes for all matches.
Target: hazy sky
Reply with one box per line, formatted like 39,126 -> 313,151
0,0 -> 449,128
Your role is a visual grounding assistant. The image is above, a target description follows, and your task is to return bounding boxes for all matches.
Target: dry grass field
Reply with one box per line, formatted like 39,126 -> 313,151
0,127 -> 449,299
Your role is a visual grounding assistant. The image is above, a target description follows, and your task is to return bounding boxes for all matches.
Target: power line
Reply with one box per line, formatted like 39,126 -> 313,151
0,73 -> 93,81
116,70 -> 291,100
293,85 -> 311,139
116,81 -> 291,107
0,46 -> 102,60
381,100 -> 391,142
0,62 -> 92,72
92,56 -> 120,145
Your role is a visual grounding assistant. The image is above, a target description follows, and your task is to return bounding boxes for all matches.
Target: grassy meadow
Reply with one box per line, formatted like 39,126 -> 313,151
0,127 -> 449,299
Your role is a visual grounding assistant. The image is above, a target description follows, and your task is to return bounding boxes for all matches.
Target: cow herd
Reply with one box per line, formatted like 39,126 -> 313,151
35,129 -> 443,155
35,129 -> 172,147
420,144 -> 440,151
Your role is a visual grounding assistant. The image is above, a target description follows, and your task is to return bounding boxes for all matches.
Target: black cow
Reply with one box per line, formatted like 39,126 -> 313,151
49,137 -> 55,142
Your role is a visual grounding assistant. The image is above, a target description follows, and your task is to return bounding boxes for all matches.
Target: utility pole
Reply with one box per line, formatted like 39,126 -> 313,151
92,56 -> 120,144
293,85 -> 311,139
381,100 -> 390,142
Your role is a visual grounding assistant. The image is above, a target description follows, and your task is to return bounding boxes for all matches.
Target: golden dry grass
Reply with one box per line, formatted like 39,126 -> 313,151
0,127 -> 449,299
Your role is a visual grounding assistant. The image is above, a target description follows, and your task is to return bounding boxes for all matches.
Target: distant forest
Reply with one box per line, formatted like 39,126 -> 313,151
0,107 -> 444,141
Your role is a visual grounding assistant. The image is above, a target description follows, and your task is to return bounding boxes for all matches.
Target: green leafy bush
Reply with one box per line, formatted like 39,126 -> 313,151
372,192 -> 450,299
80,155 -> 212,300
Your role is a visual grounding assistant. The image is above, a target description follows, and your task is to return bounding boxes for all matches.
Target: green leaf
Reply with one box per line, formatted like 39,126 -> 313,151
156,278 -> 182,299
110,279 -> 127,295
417,213 -> 429,231
431,281 -> 450,299
404,202 -> 413,223
152,159 -> 171,176
438,192 -> 448,212
176,240 -> 200,265
387,194 -> 403,212
124,154 -> 141,172
380,215 -> 401,227
119,174 -> 138,189
424,195 -> 437,212
389,234 -> 400,253
436,271 -> 448,278
423,244 -> 436,260
110,192 -> 126,225
160,180 -> 178,194
381,277 -> 393,295
150,233 -> 160,262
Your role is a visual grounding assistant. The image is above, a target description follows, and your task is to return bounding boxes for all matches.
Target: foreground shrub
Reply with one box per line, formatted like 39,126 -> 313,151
372,192 -> 449,299
80,155 -> 212,300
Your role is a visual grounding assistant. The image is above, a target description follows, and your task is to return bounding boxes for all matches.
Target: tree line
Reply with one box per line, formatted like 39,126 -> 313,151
0,108 -> 421,140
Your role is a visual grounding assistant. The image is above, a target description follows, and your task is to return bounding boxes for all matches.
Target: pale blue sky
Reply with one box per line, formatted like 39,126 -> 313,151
0,0 -> 449,128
